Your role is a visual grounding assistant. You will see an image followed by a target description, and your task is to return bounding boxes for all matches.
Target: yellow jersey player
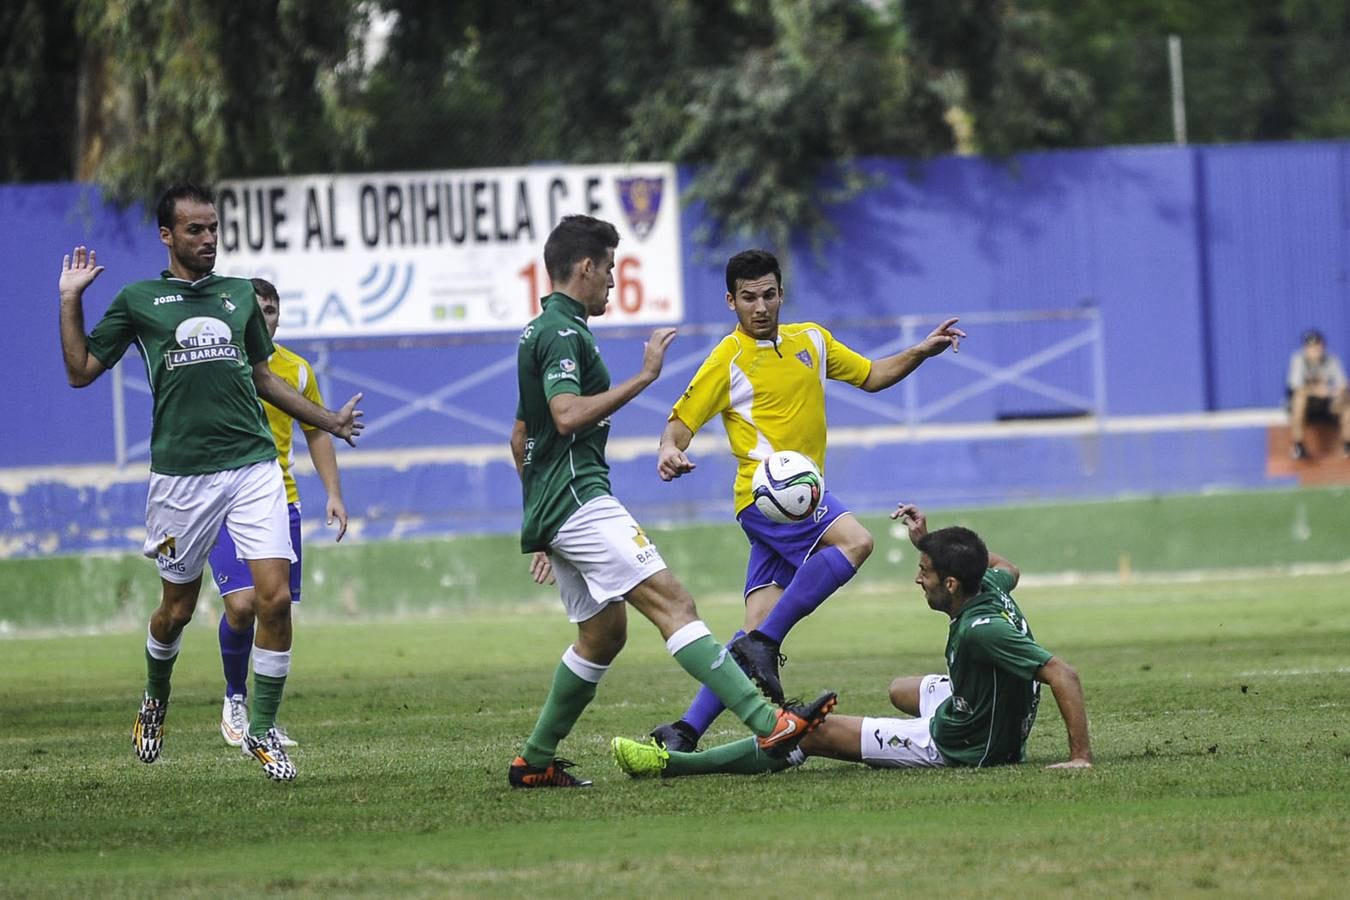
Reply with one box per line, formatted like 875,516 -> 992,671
649,249 -> 963,751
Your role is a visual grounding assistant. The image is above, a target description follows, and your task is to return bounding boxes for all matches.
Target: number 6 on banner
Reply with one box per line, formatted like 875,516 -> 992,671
616,257 -> 643,314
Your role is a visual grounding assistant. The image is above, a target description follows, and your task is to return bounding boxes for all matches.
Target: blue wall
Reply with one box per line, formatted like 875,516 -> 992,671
3,143 -> 1345,555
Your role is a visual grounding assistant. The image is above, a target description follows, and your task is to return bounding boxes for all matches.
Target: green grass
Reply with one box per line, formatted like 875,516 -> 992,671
3,569 -> 1349,897
4,484 -> 1349,630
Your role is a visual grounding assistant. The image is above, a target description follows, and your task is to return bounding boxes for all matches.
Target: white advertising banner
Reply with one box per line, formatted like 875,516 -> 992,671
214,163 -> 683,339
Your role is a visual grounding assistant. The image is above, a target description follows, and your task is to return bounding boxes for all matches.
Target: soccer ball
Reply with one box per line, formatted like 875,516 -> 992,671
751,451 -> 824,524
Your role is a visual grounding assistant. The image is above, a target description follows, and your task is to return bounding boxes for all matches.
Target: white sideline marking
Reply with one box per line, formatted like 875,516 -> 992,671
0,408 -> 1287,491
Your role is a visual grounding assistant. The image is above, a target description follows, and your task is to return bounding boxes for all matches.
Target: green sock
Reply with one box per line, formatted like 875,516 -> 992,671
672,635 -> 777,736
248,672 -> 286,738
666,736 -> 792,777
144,647 -> 177,702
522,661 -> 598,768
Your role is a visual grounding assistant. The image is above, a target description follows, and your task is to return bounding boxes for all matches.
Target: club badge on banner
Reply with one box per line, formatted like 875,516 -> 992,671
214,164 -> 684,339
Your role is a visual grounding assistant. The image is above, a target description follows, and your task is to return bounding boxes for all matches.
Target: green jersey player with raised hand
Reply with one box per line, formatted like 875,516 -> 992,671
58,183 -> 365,782
507,214 -> 837,788
612,502 -> 1093,778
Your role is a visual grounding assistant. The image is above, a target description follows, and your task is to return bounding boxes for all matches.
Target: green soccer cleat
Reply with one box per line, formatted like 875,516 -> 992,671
611,737 -> 670,779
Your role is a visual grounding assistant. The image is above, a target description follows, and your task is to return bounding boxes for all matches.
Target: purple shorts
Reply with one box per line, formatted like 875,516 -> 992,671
209,502 -> 304,601
737,490 -> 852,598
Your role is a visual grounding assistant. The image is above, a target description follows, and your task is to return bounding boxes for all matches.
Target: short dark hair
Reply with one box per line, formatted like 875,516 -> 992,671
1302,328 -> 1325,346
156,183 -> 215,230
915,526 -> 990,596
726,249 -> 782,295
544,215 -> 619,284
250,277 -> 279,303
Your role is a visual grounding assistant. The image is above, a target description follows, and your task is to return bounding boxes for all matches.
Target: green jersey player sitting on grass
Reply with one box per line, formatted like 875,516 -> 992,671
613,502 -> 1093,778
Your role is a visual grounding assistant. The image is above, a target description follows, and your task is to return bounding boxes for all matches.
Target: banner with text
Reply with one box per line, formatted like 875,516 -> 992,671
215,163 -> 683,339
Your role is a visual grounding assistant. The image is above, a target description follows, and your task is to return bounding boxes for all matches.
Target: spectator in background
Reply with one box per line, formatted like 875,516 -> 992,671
1288,329 -> 1350,460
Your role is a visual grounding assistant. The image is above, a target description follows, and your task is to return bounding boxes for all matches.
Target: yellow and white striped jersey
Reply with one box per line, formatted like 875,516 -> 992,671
670,322 -> 871,514
262,343 -> 324,505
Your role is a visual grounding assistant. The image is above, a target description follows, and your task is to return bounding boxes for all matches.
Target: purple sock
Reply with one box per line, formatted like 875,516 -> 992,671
680,631 -> 744,735
756,546 -> 857,644
218,613 -> 253,698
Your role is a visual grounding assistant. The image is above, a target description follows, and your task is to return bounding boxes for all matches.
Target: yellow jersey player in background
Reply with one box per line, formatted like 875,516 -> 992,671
209,277 -> 348,751
648,249 -> 963,752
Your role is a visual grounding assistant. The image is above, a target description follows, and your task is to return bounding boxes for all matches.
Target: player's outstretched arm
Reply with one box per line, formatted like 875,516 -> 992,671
254,363 -> 364,446
657,416 -> 697,482
1037,657 -> 1093,769
303,428 -> 347,541
59,246 -> 109,387
860,317 -> 965,393
549,327 -> 677,436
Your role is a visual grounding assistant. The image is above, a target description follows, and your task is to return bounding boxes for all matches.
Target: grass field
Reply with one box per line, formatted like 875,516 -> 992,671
4,558 -> 1349,896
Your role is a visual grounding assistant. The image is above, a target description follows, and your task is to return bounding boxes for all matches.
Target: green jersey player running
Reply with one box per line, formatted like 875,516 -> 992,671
58,183 -> 364,781
613,502 -> 1093,778
508,214 -> 837,788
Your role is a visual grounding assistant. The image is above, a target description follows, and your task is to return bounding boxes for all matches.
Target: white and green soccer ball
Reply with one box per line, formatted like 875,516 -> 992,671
751,451 -> 824,524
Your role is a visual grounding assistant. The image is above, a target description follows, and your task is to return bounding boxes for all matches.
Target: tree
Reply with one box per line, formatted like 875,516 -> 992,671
621,0 -> 953,250
0,0 -> 80,182
74,0 -> 372,203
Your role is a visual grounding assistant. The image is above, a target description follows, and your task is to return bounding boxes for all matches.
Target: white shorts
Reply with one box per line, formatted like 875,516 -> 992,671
142,460 -> 295,584
859,674 -> 952,769
549,496 -> 667,623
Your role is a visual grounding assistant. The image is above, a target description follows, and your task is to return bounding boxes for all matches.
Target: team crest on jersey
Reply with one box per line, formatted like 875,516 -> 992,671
615,176 -> 664,240
165,316 -> 240,369
795,350 -> 813,368
559,358 -> 576,373
221,294 -> 236,313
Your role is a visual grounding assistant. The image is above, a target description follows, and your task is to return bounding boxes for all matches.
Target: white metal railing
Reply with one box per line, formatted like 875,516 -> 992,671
107,306 -> 1104,467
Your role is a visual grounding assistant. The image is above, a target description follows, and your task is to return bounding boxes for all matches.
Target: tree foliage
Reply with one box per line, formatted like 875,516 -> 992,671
0,0 -> 79,182
10,0 -> 1350,239
73,0 -> 370,203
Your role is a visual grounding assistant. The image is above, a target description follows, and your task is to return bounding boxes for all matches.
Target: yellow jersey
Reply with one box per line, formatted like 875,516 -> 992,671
262,343 -> 325,505
670,322 -> 871,514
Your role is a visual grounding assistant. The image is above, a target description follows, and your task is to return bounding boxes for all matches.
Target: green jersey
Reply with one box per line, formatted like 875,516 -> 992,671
85,272 -> 277,476
515,293 -> 613,552
930,569 -> 1054,767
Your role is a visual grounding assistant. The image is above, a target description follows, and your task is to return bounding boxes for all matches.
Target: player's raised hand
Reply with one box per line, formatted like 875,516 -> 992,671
333,392 -> 365,446
657,444 -> 696,481
640,327 -> 678,380
891,502 -> 928,544
918,317 -> 966,357
529,551 -> 555,585
59,246 -> 106,297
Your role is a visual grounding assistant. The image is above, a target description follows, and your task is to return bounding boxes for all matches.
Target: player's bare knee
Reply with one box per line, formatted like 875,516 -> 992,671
889,676 -> 921,714
252,591 -> 291,629
850,529 -> 875,564
162,604 -> 195,631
